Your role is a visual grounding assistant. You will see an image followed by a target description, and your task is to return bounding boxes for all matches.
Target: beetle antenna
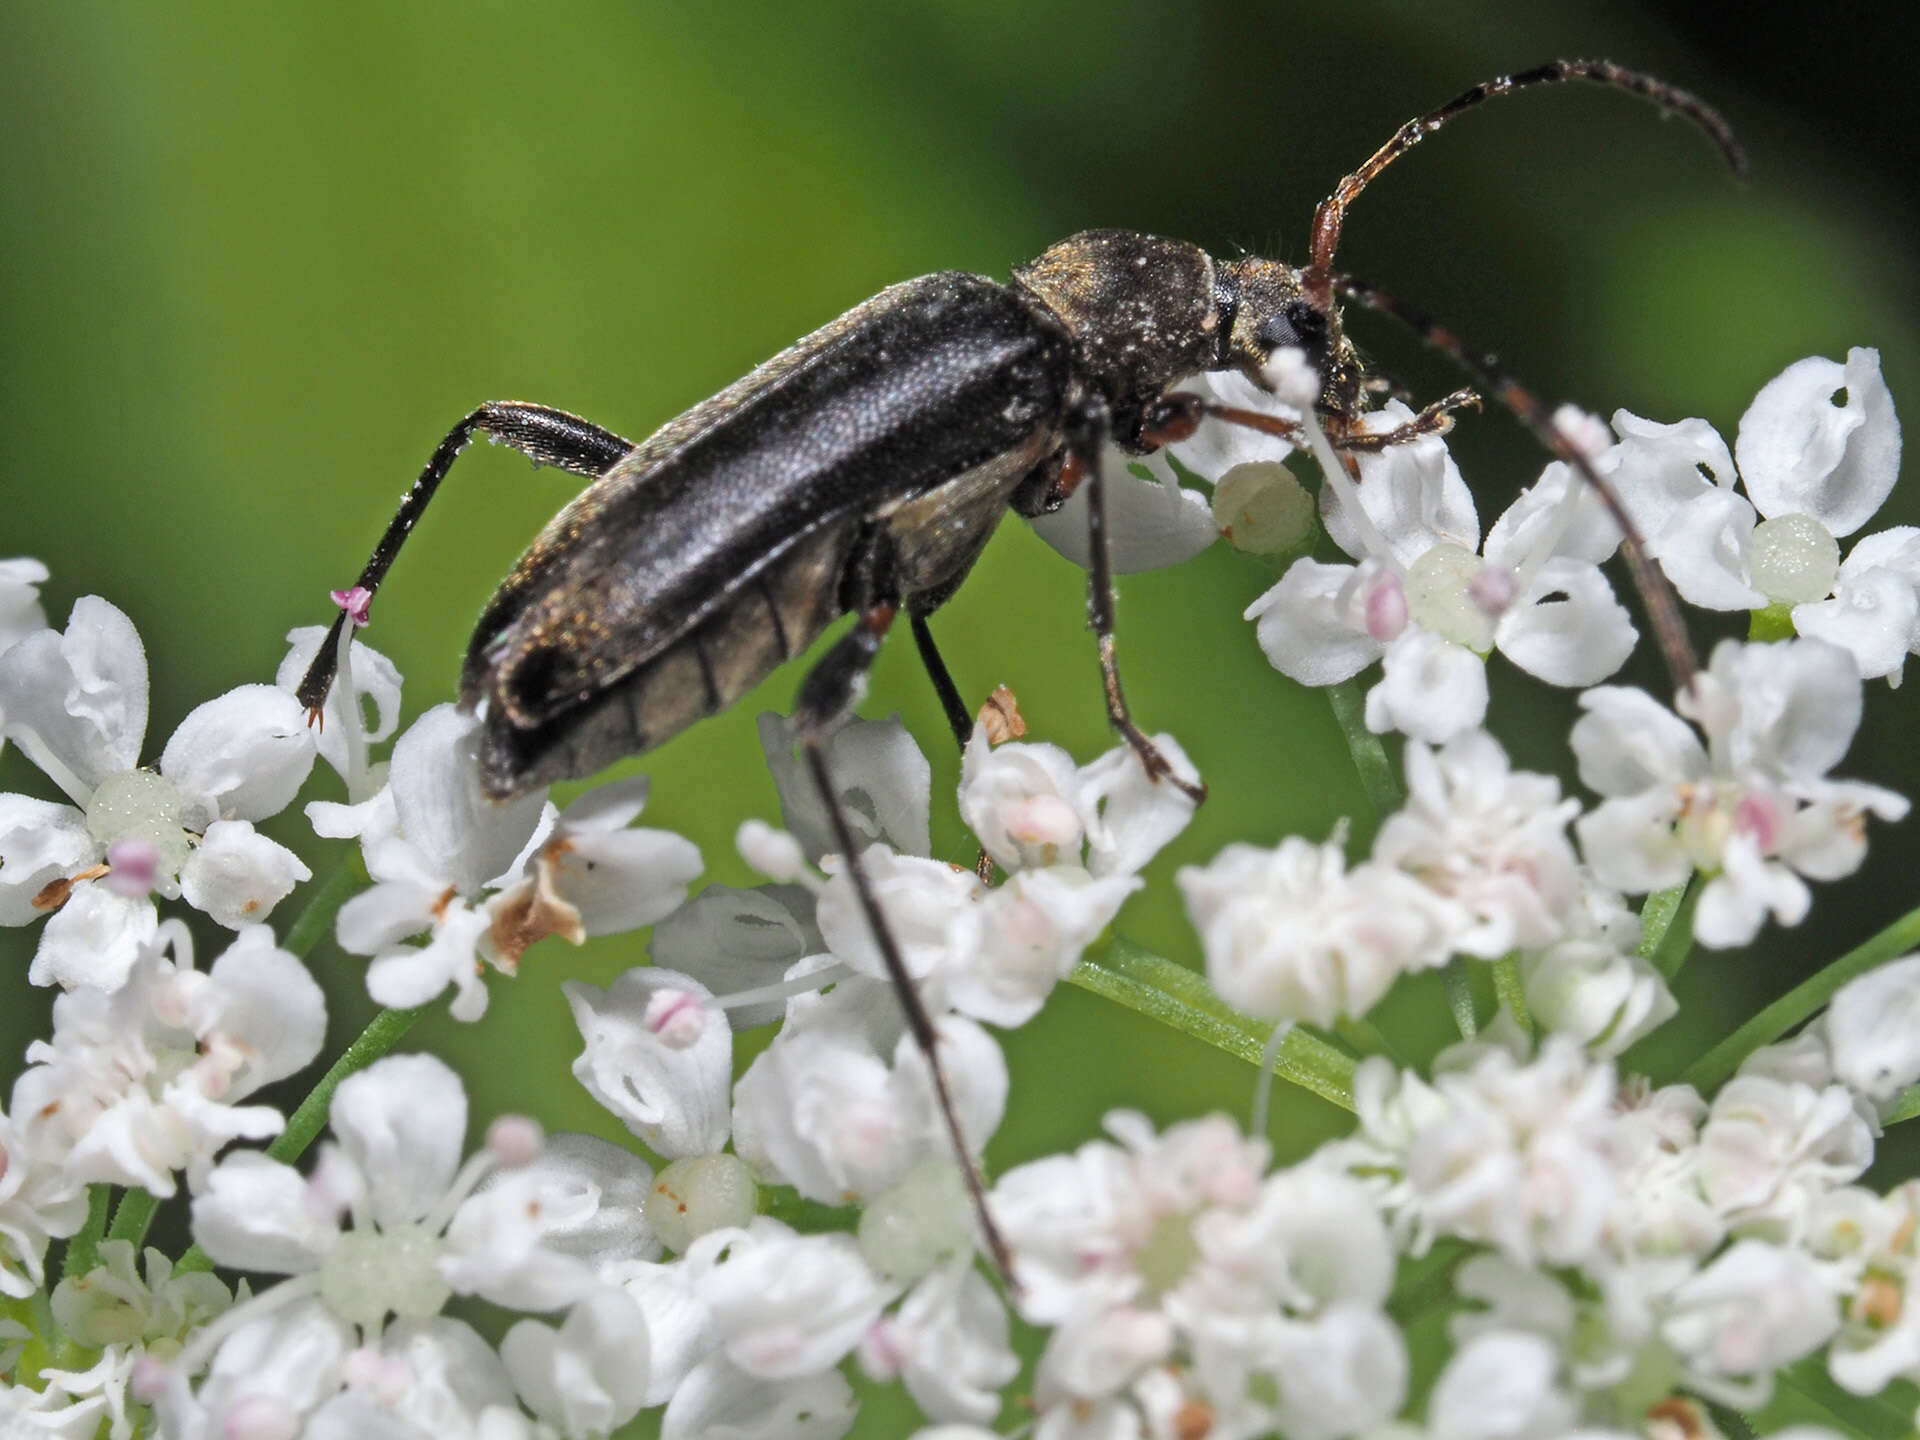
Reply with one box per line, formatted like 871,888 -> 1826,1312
1325,268 -> 1698,692
1305,60 -> 1746,305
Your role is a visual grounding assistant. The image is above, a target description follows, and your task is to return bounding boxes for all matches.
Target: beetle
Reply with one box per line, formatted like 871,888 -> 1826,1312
296,59 -> 1744,1280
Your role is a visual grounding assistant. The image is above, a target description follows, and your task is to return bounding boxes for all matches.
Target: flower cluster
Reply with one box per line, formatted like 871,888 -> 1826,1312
2,345 -> 1918,1440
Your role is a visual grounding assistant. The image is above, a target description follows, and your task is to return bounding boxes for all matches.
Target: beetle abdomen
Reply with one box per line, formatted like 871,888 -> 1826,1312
475,518 -> 856,795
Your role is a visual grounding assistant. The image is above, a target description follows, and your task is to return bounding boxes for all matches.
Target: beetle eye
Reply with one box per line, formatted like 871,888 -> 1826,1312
1255,313 -> 1299,353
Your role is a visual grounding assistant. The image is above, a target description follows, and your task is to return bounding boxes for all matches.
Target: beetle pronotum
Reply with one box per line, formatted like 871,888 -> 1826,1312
298,59 -> 1745,1283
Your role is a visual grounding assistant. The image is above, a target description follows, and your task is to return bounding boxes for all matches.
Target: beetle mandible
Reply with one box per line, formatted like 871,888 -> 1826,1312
297,59 -> 1746,1281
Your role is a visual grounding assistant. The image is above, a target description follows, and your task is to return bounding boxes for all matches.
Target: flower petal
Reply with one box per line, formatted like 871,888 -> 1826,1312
1736,348 -> 1901,536
1027,452 -> 1219,574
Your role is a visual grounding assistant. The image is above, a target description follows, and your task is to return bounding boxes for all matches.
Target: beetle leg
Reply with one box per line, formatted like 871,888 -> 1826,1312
791,602 -> 1018,1286
1074,401 -> 1209,804
296,402 -> 635,718
909,612 -> 973,751
1329,387 -> 1482,452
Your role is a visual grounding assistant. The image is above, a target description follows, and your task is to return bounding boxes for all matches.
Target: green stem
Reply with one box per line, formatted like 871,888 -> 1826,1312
1325,679 -> 1402,817
1442,960 -> 1478,1040
283,860 -> 364,959
1492,955 -> 1533,1038
1683,901 -> 1920,1094
1701,1401 -> 1757,1440
1070,941 -> 1356,1112
1637,880 -> 1696,981
58,1185 -> 112,1283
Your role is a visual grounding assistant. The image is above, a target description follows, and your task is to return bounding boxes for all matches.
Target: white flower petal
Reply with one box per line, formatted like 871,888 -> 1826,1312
1027,454 -> 1219,574
203,925 -> 329,1094
555,825 -> 702,937
28,884 -> 157,991
1570,685 -> 1707,796
179,819 -> 312,928
329,1053 -> 468,1226
190,1150 -> 336,1273
0,558 -> 50,658
1605,410 -> 1736,551
1321,405 -> 1479,566
1657,489 -> 1765,610
1823,954 -> 1920,1103
1737,348 -> 1901,536
660,1354 -> 856,1440
0,597 -> 148,800
502,1288 -> 651,1438
1793,562 -> 1918,682
1074,732 -> 1199,878
390,704 -> 547,895
1495,557 -> 1636,687
757,711 -> 932,865
566,969 -> 733,1159
160,685 -> 316,827
1363,630 -> 1486,743
0,795 -> 93,926
1244,559 -> 1384,687
650,883 -> 819,1030
692,1221 -> 894,1379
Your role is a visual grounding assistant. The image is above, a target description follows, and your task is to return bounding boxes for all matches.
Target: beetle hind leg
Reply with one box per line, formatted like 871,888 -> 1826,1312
791,602 -> 1018,1287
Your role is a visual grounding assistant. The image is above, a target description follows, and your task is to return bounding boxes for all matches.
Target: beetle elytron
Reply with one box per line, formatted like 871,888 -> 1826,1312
297,60 -> 1745,1279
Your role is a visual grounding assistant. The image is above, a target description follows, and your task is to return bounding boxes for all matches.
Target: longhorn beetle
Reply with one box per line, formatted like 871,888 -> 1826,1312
297,60 -> 1746,1283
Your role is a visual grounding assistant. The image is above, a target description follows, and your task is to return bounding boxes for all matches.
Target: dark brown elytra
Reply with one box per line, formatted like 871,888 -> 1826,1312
297,59 -> 1746,1285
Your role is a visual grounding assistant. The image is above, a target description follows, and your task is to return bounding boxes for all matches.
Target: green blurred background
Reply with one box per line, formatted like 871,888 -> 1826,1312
5,2 -> 1919,1429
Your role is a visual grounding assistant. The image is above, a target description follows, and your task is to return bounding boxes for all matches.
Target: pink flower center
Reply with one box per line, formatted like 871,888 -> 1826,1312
1365,572 -> 1409,642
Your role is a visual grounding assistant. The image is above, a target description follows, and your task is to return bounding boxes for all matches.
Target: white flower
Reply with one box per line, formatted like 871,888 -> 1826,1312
1179,834 -> 1451,1027
1823,953 -> 1920,1103
13,922 -> 325,1196
189,1054 -> 598,1333
1662,1240 -> 1840,1400
0,597 -> 317,980
659,1354 -> 856,1440
0,1103 -> 87,1300
858,1263 -> 1017,1424
149,1295 -> 354,1440
483,775 -> 701,969
757,711 -> 930,865
732,1005 -> 1004,1207
1425,1330 -> 1575,1440
1626,349 -> 1912,680
1572,637 -> 1908,947
993,1111 -> 1269,1326
333,704 -> 548,1019
564,968 -> 733,1160
688,1218 -> 895,1380
1373,730 -> 1583,957
1697,1069 -> 1873,1237
1245,407 -> 1636,742
1518,884 -> 1676,1057
501,1287 -> 651,1439
1384,1038 -> 1621,1267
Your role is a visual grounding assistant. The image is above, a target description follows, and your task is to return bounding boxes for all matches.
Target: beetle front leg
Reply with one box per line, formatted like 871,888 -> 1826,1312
1073,402 -> 1209,804
791,602 -> 1017,1286
296,401 -> 636,717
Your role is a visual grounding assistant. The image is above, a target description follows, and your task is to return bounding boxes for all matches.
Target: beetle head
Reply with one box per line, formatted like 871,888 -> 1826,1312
1215,255 -> 1364,420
